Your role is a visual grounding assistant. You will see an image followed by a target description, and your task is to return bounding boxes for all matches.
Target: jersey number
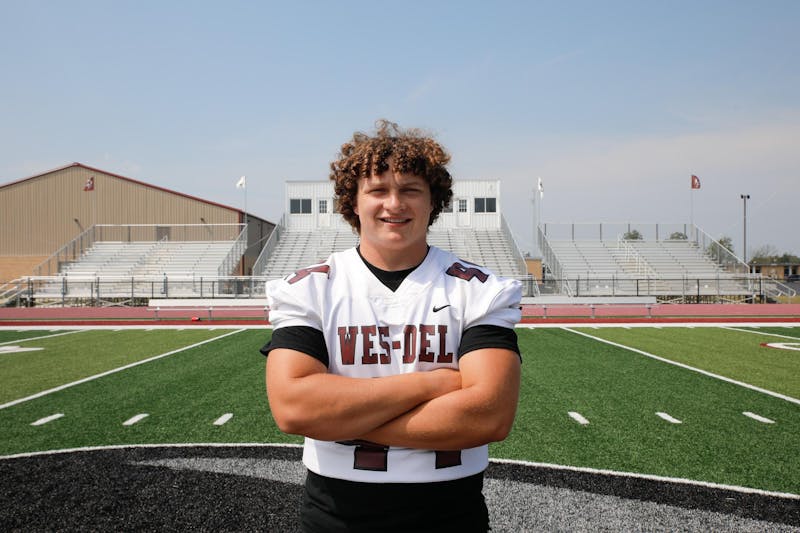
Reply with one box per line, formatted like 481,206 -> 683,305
338,440 -> 462,471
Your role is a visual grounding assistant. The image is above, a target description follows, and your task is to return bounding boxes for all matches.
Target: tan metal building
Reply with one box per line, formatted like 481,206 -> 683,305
0,162 -> 274,283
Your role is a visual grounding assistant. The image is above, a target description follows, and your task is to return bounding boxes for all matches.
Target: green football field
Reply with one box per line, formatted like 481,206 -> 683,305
1,325 -> 798,495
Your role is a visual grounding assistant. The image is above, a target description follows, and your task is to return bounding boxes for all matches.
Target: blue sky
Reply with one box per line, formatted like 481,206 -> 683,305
2,0 -> 798,257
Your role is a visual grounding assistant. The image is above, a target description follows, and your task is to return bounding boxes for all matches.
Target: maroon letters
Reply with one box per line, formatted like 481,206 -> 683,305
338,324 -> 454,365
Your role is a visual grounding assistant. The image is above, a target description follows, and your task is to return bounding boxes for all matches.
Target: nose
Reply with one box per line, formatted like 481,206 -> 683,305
385,191 -> 403,210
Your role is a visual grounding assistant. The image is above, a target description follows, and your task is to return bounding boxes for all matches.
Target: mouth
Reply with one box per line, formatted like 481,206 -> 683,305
380,217 -> 411,224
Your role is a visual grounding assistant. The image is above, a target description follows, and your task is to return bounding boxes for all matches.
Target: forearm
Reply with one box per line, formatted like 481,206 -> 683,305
361,349 -> 521,450
360,383 -> 517,450
266,350 -> 461,441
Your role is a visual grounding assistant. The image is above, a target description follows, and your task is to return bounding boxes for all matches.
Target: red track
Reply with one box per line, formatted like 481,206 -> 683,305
0,303 -> 798,326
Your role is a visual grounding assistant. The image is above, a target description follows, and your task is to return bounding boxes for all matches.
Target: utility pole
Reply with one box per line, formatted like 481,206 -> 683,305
740,194 -> 750,273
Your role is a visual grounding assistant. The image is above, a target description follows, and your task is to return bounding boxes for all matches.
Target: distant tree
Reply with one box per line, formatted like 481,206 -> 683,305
751,244 -> 781,263
708,235 -> 735,264
623,229 -> 643,240
669,231 -> 688,240
750,245 -> 800,264
717,236 -> 734,254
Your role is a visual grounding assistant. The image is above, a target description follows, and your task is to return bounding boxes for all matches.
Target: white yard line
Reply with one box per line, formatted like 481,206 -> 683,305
214,413 -> 234,426
743,411 -> 775,424
0,330 -> 83,346
656,412 -> 682,424
123,413 -> 149,426
0,329 -> 245,411
564,327 -> 800,406
30,413 -> 65,426
722,326 -> 800,341
568,411 -> 590,425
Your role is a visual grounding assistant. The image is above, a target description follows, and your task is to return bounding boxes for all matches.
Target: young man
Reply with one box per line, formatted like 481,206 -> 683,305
262,120 -> 522,532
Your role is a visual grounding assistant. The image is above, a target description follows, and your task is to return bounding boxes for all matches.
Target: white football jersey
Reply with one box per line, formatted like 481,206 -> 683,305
267,246 -> 522,483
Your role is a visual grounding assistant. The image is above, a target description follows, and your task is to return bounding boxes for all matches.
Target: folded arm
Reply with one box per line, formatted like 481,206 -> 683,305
265,348 -> 462,442
360,348 -> 521,450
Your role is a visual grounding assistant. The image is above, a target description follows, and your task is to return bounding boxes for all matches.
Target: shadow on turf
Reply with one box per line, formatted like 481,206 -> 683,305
0,445 -> 797,531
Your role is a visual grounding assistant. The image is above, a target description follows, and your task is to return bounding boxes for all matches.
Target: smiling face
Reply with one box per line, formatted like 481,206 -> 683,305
354,168 -> 433,271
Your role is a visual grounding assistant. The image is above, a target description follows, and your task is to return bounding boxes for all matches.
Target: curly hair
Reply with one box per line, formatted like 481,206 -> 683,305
329,119 -> 453,232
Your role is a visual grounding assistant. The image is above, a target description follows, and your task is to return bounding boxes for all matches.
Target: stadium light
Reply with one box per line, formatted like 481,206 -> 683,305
740,194 -> 750,272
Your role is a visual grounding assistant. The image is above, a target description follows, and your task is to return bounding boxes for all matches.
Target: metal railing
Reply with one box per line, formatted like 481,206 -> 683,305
13,274 -> 268,307
500,215 -> 529,276
616,236 -> 657,278
537,225 -> 572,296
252,214 -> 286,276
218,225 -> 248,276
534,274 -> 783,303
33,224 -> 245,277
5,270 -> 794,308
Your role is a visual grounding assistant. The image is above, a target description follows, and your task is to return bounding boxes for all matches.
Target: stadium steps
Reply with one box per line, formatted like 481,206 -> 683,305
547,239 -> 750,297
38,240 -> 240,299
261,227 -> 525,280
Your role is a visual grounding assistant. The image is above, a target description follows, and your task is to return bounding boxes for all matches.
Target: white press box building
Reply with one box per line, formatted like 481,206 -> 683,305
254,179 -> 528,281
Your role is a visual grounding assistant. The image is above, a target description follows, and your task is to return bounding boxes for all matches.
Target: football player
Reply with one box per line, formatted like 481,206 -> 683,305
262,120 -> 522,532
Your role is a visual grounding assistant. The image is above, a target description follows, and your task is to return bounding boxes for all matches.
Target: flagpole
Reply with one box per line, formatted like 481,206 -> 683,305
92,177 -> 97,230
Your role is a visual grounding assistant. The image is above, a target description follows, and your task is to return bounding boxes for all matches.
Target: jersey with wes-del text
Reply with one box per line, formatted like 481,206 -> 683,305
266,246 -> 522,483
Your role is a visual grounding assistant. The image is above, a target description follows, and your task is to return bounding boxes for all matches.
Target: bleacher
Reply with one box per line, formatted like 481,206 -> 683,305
27,239 -> 242,302
261,230 -> 359,279
261,227 -> 526,280
546,237 -> 750,300
59,240 -> 238,278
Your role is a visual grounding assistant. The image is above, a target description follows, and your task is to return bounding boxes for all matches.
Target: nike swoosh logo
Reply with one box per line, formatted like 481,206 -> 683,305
432,305 -> 451,312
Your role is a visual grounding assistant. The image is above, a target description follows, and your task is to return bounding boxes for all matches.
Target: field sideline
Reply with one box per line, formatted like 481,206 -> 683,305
1,323 -> 798,499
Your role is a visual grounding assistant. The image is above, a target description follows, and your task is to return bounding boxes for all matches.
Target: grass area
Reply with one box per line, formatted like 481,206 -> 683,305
0,326 -> 798,494
492,328 -> 799,494
0,330 -> 76,344
571,326 -> 800,398
0,329 -> 294,455
0,329 -> 236,404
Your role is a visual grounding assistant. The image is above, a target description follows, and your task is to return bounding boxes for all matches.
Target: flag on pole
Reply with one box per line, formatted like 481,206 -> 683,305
83,176 -> 95,191
236,176 -> 246,189
537,177 -> 544,199
691,174 -> 701,189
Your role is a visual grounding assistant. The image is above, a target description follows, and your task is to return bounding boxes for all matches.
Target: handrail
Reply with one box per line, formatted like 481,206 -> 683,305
252,214 -> 286,276
691,224 -> 749,275
32,224 -> 246,278
500,215 -> 529,276
538,226 -> 572,296
33,225 -> 97,276
9,272 -> 783,306
616,236 -> 658,278
217,224 -> 248,276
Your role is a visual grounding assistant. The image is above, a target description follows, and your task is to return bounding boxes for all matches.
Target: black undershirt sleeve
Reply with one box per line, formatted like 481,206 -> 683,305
458,324 -> 521,360
262,251 -> 520,365
261,324 -> 520,367
260,326 -> 329,367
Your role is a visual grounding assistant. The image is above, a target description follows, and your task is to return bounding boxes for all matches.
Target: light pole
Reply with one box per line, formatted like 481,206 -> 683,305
740,194 -> 750,272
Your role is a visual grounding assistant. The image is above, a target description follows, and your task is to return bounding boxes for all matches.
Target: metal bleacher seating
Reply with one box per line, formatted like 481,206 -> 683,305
59,240 -> 237,279
547,238 -> 748,298
262,227 -> 526,279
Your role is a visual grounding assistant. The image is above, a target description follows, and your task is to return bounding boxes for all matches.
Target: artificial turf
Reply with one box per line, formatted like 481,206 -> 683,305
1,327 -> 797,495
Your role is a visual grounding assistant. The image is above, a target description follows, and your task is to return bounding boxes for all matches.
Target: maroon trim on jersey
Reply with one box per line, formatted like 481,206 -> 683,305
287,264 -> 331,284
435,450 -> 463,469
337,440 -> 390,471
445,262 -> 489,283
